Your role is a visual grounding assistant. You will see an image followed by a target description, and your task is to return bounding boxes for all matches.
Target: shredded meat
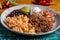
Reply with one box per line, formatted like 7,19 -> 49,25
29,13 -> 54,33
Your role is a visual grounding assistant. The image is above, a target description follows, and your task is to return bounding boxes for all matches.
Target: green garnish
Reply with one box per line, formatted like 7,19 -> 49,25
0,2 -> 2,9
9,0 -> 16,3
9,0 -> 17,6
20,6 -> 30,13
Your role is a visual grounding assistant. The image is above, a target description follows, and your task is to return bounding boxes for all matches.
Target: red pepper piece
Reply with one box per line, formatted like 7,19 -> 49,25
8,4 -> 13,8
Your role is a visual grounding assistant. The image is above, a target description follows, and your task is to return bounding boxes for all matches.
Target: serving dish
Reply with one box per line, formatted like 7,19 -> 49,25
1,4 -> 60,36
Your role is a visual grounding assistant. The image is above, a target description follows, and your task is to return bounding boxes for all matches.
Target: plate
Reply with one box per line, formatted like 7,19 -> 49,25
0,4 -> 60,36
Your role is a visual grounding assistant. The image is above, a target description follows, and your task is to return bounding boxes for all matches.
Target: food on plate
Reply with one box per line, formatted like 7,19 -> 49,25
29,10 -> 55,33
4,6 -> 55,34
32,7 -> 41,13
7,10 -> 30,17
5,15 -> 35,34
20,6 -> 30,13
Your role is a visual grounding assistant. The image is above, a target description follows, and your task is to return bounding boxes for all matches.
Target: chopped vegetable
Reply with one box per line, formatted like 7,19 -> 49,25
9,0 -> 17,6
2,5 -> 7,9
6,1 -> 10,5
0,2 -> 2,9
9,2 -> 17,6
8,4 -> 13,8
33,0 -> 52,6
0,0 -> 17,9
9,0 -> 16,3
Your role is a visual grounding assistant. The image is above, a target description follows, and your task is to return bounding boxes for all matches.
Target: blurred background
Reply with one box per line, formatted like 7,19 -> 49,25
0,0 -> 60,15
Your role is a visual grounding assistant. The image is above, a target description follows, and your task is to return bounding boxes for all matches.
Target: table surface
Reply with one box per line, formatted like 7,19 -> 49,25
0,0 -> 60,14
0,0 -> 60,40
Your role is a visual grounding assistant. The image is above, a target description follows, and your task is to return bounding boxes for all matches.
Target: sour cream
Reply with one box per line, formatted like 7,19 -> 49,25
32,7 -> 41,13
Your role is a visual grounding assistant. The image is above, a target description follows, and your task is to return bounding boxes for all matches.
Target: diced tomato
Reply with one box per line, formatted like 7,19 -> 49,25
43,3 -> 50,6
46,0 -> 52,3
39,1 -> 50,6
40,0 -> 45,1
2,1 -> 7,6
2,3 -> 5,6
39,15 -> 45,20
39,1 -> 45,5
2,5 -> 7,9
8,4 -> 13,8
39,11 -> 43,15
46,18 -> 54,22
46,12 -> 54,17
43,10 -> 48,14
48,18 -> 52,22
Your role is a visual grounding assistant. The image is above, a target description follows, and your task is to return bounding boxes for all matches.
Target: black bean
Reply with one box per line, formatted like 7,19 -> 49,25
7,10 -> 30,17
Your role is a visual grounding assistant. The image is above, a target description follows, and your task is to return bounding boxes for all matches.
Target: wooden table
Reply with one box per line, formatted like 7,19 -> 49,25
0,0 -> 60,15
